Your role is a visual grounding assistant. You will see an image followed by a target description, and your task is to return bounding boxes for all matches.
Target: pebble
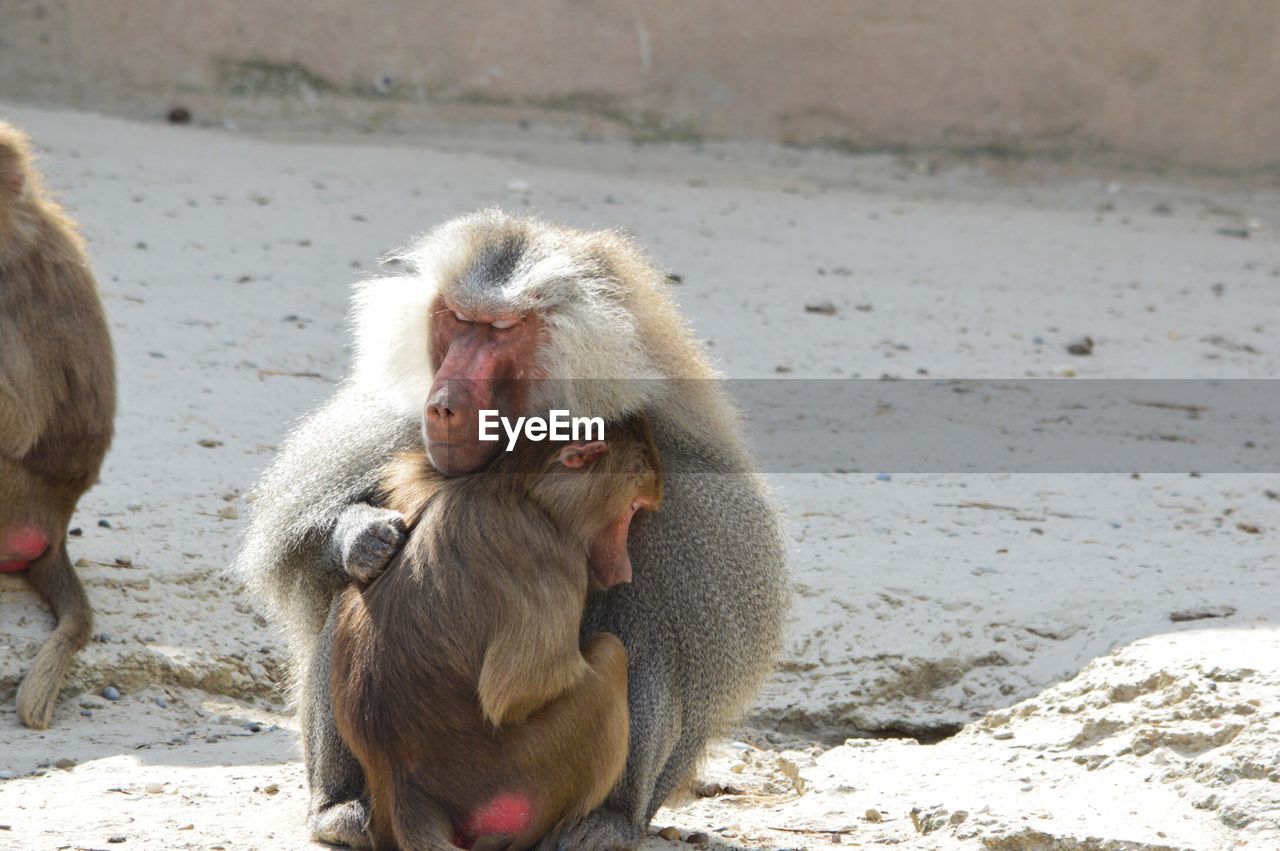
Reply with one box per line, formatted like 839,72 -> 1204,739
245,721 -> 263,733
864,808 -> 883,822
54,758 -> 76,770
1066,336 -> 1094,356
804,301 -> 839,316
0,770 -> 18,780
144,782 -> 165,794
103,686 -> 121,701
656,827 -> 682,842
107,836 -> 127,843
875,472 -> 892,482
98,519 -> 111,528
686,832 -> 711,847
155,696 -> 168,708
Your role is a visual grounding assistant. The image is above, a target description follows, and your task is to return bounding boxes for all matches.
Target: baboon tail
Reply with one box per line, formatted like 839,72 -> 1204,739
16,541 -> 92,729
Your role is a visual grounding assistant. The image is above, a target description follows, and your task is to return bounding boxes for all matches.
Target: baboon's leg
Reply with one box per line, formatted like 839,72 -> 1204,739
304,602 -> 372,849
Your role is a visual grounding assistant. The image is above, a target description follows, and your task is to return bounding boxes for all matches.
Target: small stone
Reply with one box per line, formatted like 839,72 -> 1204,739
81,710 -> 93,717
166,106 -> 192,125
657,826 -> 681,841
804,301 -> 839,316
197,438 -> 223,448
0,771 -> 16,780
1237,522 -> 1261,535
54,758 -> 75,770
991,729 -> 1015,740
1066,336 -> 1094,356
107,836 -> 127,844
144,782 -> 165,794
114,557 -> 132,567
217,505 -> 241,520
69,527 -> 82,537
102,686 -> 121,701
875,472 -> 892,482
864,809 -> 883,823
686,832 -> 710,847
694,782 -> 723,798
98,519 -> 112,528
155,696 -> 168,708
245,721 -> 263,733
262,783 -> 280,795
177,824 -> 194,831
1170,605 -> 1237,622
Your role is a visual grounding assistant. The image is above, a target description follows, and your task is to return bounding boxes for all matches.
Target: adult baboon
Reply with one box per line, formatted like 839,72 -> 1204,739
236,210 -> 789,850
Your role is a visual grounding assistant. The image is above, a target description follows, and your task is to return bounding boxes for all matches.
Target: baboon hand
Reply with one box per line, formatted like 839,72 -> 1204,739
335,504 -> 407,583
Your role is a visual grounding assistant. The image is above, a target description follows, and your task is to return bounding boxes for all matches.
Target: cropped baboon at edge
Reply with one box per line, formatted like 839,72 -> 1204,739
0,121 -> 116,730
331,418 -> 662,851
237,210 -> 791,850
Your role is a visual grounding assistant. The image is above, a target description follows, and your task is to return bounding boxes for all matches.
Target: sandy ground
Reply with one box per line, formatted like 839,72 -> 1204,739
0,102 -> 1278,850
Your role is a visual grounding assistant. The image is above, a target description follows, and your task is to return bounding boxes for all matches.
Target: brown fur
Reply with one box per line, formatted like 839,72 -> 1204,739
330,419 -> 661,851
0,121 -> 116,729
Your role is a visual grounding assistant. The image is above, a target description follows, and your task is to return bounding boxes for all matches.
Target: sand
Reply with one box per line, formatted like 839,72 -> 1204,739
1,102 -> 1278,850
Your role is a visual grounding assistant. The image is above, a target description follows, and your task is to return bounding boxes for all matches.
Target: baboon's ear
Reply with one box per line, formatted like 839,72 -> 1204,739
558,441 -> 609,469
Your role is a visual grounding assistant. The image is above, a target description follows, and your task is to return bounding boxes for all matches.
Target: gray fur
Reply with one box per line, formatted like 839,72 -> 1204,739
233,212 -> 790,850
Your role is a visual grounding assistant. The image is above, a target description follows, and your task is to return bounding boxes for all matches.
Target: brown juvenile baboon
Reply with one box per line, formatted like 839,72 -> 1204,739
332,418 -> 661,849
330,418 -> 662,851
0,122 -> 116,729
236,211 -> 789,850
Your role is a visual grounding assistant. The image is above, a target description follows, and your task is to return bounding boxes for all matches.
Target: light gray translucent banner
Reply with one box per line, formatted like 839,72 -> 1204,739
728,379 -> 1279,473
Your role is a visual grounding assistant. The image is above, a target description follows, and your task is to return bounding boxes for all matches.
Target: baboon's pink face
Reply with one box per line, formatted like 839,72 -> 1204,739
423,297 -> 546,476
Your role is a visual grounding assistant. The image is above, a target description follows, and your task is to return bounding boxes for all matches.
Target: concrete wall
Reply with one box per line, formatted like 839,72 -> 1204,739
2,0 -> 1278,171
